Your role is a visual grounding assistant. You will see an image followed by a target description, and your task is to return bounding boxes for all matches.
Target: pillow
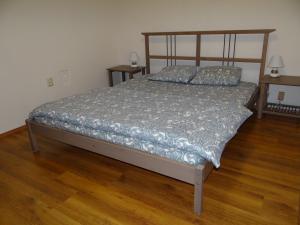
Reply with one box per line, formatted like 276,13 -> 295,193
148,65 -> 197,83
190,66 -> 242,86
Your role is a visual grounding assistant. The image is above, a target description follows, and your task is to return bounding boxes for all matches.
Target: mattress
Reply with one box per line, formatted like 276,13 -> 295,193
29,76 -> 256,167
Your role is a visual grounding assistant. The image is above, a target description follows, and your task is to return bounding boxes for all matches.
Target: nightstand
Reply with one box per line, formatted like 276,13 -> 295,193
107,65 -> 146,87
257,75 -> 300,119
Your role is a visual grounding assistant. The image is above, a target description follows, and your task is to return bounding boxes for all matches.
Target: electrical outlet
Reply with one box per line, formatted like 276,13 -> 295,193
277,91 -> 285,101
47,77 -> 54,87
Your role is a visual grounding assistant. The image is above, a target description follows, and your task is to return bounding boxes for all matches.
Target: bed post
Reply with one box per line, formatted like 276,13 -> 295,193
145,34 -> 150,74
259,32 -> 269,82
196,34 -> 201,66
194,166 -> 203,215
26,120 -> 39,152
257,32 -> 270,118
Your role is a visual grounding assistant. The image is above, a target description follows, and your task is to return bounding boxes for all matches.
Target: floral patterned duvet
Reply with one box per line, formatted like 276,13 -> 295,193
29,76 -> 256,167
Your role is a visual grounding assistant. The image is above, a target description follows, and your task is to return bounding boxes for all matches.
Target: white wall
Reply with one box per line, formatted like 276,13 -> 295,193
113,0 -> 300,104
1,0 -> 299,133
0,0 -> 117,133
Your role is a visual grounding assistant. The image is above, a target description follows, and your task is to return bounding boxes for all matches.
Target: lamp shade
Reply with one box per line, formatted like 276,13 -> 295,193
268,55 -> 284,68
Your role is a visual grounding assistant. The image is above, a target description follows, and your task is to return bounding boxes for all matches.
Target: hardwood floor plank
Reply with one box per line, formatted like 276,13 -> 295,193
204,173 -> 264,214
0,206 -> 32,225
56,195 -> 123,225
219,167 -> 300,213
261,198 -> 298,225
0,170 -> 66,209
0,150 -> 77,203
221,158 -> 300,189
0,177 -> 59,225
56,171 -> 198,225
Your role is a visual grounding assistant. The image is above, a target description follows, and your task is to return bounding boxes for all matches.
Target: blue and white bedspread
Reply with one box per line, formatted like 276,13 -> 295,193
29,76 -> 256,167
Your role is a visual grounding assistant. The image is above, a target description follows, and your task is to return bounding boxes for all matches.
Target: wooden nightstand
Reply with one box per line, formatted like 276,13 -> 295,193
257,75 -> 300,119
107,65 -> 146,87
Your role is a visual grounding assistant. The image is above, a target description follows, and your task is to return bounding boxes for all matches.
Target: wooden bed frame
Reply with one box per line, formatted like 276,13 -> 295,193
26,29 -> 275,215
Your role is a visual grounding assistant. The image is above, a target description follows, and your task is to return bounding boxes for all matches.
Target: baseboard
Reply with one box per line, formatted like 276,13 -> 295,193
0,125 -> 26,138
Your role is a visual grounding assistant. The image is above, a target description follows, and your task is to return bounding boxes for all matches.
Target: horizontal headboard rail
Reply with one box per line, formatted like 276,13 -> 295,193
142,29 -> 275,36
142,29 -> 275,83
149,55 -> 262,63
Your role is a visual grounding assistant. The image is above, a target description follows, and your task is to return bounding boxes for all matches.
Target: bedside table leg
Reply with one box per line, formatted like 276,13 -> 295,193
142,67 -> 146,75
122,72 -> 126,82
108,71 -> 113,87
257,83 -> 267,119
129,73 -> 133,79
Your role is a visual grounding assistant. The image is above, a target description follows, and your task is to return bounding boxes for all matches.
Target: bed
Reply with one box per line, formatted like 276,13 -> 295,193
26,29 -> 275,215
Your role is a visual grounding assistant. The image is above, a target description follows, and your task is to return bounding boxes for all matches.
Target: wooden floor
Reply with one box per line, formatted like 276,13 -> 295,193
0,115 -> 299,225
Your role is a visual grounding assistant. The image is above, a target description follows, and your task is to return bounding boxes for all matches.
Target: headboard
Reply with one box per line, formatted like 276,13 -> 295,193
142,29 -> 275,83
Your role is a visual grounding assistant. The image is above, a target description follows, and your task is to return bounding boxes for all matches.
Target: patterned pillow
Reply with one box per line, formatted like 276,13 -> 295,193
148,65 -> 197,83
190,66 -> 242,86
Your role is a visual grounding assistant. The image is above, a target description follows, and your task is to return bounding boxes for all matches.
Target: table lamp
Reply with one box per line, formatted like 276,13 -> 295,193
129,52 -> 139,68
268,55 -> 284,78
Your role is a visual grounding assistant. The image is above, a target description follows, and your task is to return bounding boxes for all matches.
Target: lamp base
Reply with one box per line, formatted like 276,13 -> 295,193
270,69 -> 280,78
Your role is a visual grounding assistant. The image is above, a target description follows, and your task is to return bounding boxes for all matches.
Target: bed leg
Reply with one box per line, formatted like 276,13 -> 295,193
194,167 -> 203,215
26,120 -> 39,153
